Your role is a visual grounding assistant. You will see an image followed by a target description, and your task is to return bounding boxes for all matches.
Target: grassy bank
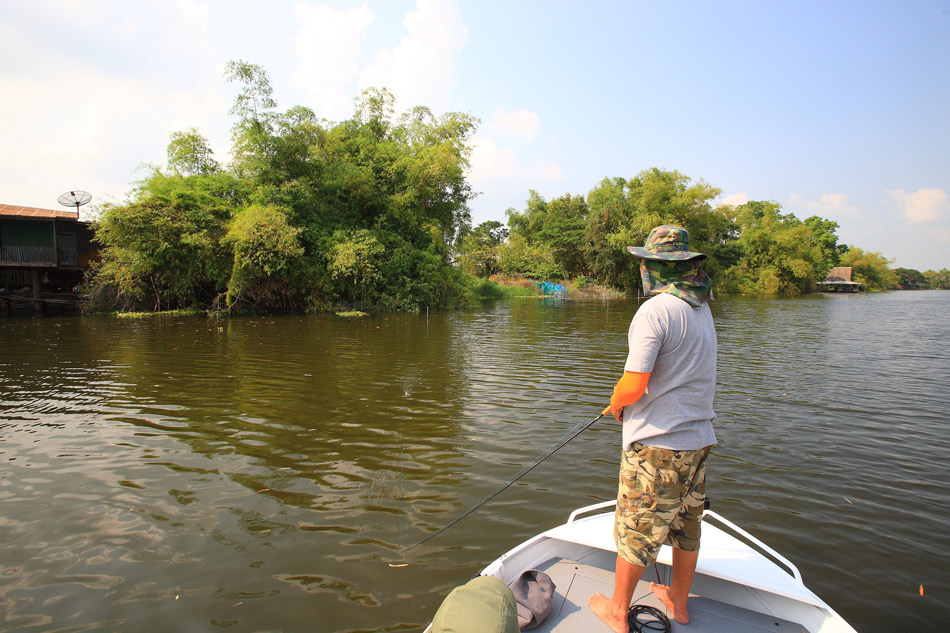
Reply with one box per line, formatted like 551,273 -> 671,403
114,308 -> 207,318
473,275 -> 623,300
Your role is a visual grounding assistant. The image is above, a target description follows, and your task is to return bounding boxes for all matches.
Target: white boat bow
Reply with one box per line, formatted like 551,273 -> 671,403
466,501 -> 857,633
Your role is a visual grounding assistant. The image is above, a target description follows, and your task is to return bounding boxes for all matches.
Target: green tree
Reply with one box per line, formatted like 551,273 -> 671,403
803,216 -> 842,279
327,229 -> 385,309
893,267 -> 928,289
839,247 -> 896,291
541,193 -> 589,276
355,87 -> 397,140
724,201 -> 823,294
224,205 -> 304,309
923,268 -> 950,289
266,106 -> 324,185
506,191 -> 547,240
582,169 -> 732,291
390,105 -> 479,244
91,169 -> 241,310
167,128 -> 220,176
225,59 -> 277,122
456,220 -> 508,277
225,60 -> 278,179
497,232 -> 563,279
92,63 -> 484,313
506,191 -> 589,277
584,177 -> 636,288
310,88 -> 478,309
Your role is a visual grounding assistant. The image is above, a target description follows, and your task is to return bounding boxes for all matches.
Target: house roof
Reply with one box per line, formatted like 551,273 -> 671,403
0,204 -> 81,220
825,266 -> 853,282
818,266 -> 862,286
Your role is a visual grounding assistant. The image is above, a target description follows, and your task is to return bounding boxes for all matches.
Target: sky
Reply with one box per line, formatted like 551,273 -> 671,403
1,0 -> 948,271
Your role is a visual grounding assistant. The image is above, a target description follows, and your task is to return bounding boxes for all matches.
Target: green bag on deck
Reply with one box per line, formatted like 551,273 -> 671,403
430,575 -> 519,633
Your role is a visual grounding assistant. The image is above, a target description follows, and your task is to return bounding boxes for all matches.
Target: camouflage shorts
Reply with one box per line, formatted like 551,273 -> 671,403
614,442 -> 711,567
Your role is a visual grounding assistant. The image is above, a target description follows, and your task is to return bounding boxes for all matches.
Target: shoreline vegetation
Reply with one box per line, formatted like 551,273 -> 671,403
110,276 -> 620,318
84,61 -> 950,317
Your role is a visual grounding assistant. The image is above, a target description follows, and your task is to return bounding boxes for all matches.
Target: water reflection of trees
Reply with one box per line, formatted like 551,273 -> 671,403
7,306 -> 627,552
97,314 -> 472,536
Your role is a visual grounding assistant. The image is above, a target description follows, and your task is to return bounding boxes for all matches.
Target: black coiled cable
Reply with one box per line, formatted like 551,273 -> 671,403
627,604 -> 672,633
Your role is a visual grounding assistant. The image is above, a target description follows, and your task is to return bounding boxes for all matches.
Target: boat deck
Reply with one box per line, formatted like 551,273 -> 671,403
474,506 -> 854,633
531,553 -> 805,633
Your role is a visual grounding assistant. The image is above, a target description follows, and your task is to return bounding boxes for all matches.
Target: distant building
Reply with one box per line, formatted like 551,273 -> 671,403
818,266 -> 862,293
0,204 -> 98,313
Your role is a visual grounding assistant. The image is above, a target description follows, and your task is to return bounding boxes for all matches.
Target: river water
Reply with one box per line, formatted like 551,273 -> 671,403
0,292 -> 947,632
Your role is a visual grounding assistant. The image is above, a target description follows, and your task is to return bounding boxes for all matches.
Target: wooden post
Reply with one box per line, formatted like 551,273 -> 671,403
31,267 -> 42,314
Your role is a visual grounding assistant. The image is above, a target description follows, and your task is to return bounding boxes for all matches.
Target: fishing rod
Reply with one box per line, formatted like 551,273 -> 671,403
401,408 -> 607,554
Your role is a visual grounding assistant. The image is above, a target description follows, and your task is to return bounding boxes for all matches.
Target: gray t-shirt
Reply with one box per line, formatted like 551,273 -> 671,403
621,292 -> 717,451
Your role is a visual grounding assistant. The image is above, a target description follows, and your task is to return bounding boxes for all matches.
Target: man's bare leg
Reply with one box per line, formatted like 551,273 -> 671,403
651,547 -> 699,624
588,555 -> 646,633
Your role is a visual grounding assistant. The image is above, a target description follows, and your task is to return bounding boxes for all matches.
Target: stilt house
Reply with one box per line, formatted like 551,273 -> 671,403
818,266 -> 862,292
0,204 -> 98,312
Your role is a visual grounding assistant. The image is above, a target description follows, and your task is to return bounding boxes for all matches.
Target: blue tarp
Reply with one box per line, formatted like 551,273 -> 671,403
536,282 -> 566,296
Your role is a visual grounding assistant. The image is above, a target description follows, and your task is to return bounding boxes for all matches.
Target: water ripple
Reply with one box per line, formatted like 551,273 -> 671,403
1,295 -> 948,631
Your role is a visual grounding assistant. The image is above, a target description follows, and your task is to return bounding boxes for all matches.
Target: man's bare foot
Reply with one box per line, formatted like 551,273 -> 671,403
588,592 -> 629,633
650,583 -> 689,624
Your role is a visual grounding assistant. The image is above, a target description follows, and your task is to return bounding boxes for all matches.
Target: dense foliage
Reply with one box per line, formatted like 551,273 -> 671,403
461,169 -> 858,295
460,169 -> 939,295
89,61 -> 944,312
838,247 -> 897,291
90,62 -> 477,312
922,268 -> 950,289
721,201 -> 844,295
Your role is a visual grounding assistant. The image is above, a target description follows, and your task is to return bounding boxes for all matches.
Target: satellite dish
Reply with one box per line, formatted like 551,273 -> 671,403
58,190 -> 92,216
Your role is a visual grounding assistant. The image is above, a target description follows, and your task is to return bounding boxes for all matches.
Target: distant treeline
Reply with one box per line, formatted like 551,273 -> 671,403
457,174 -> 949,294
87,61 -> 947,314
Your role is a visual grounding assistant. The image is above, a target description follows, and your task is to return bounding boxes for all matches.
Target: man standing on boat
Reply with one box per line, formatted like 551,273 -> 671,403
589,225 -> 716,632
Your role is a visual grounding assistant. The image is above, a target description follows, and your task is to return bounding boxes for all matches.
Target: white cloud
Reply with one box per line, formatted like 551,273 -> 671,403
886,188 -> 948,224
466,130 -> 566,223
468,137 -> 518,183
359,0 -> 468,112
292,2 -> 375,121
467,109 -> 561,186
935,227 -> 950,250
483,108 -> 543,140
468,133 -> 565,186
527,160 -> 566,183
174,0 -> 209,25
720,192 -> 748,207
0,1 -> 228,211
0,71 -> 228,211
788,192 -> 862,219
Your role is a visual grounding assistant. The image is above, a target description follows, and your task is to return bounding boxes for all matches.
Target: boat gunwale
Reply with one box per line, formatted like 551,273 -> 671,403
478,503 -> 858,633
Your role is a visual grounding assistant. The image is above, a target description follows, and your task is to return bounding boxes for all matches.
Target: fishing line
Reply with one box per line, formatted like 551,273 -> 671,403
388,418 -> 410,568
397,422 -> 406,546
401,408 -> 608,554
388,369 -> 425,566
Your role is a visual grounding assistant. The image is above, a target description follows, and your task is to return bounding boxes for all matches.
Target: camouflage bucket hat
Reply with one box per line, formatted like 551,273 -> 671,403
626,225 -> 706,261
